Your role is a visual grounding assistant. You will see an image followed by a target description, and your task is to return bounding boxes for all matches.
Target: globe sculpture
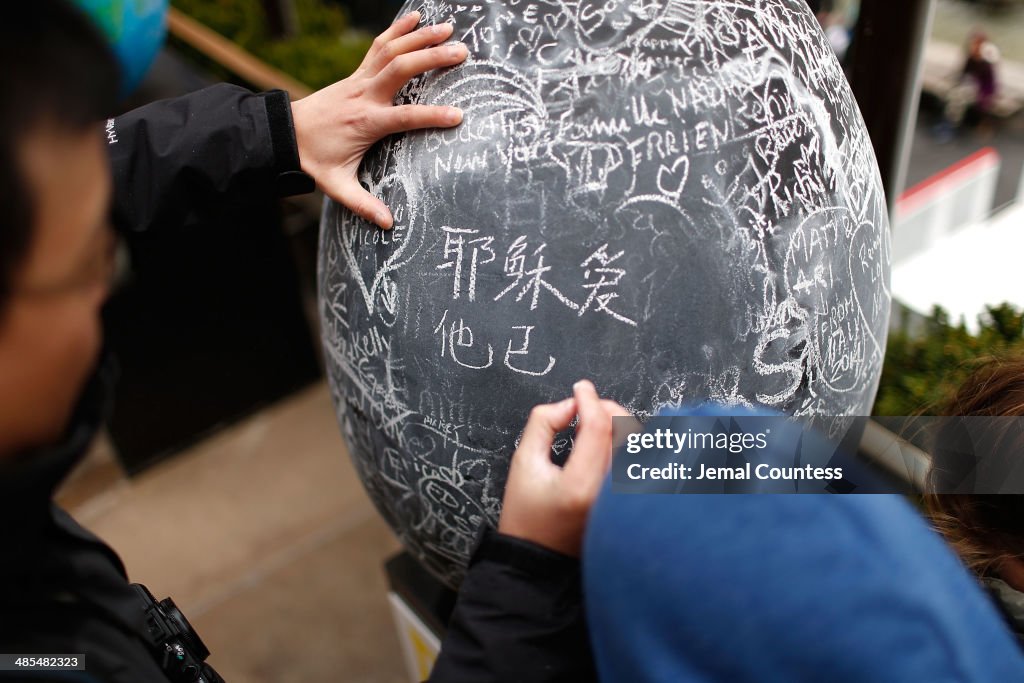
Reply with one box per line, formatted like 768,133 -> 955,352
319,0 -> 892,586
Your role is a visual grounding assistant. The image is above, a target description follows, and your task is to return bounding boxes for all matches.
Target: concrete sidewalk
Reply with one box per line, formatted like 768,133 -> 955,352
57,383 -> 406,683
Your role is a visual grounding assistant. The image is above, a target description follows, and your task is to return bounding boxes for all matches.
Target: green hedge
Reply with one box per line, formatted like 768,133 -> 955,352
873,303 -> 1024,416
172,0 -> 373,90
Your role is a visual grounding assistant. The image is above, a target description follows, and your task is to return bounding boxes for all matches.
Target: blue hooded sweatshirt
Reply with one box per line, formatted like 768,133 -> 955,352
583,406 -> 1024,682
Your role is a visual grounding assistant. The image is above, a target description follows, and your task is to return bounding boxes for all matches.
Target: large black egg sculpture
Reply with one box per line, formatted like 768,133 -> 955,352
318,0 -> 891,586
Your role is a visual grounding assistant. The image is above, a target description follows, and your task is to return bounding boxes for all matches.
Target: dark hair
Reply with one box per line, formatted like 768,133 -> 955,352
926,357 -> 1024,576
0,0 -> 120,310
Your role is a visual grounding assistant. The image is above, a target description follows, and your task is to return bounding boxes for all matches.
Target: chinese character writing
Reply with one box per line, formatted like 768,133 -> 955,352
504,325 -> 556,376
433,310 -> 494,370
494,237 -> 579,312
579,244 -> 637,327
436,226 -> 495,301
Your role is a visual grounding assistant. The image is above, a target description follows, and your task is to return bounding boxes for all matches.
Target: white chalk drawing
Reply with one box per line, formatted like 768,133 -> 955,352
318,0 -> 892,586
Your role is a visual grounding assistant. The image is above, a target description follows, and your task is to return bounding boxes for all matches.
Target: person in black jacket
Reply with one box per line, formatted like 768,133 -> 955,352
110,8 -> 467,233
0,2 -> 612,681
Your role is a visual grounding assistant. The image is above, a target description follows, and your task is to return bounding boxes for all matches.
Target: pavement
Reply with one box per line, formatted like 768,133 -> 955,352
57,383 -> 407,683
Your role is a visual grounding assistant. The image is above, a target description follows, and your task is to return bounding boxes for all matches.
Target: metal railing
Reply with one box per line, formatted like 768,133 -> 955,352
167,7 -> 313,100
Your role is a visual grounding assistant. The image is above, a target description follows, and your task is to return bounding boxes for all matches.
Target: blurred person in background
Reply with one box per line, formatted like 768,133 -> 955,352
927,356 -> 1024,646
0,2 -> 622,681
814,0 -> 851,63
937,30 -> 1000,141
961,31 -> 1001,131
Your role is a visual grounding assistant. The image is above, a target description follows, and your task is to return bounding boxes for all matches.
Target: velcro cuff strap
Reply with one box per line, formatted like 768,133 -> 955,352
263,89 -> 315,197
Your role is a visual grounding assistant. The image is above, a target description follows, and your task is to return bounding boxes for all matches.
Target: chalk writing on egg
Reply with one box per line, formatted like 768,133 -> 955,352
318,0 -> 892,587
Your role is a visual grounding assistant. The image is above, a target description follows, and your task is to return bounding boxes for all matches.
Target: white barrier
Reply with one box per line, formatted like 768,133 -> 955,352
891,147 -> 1000,265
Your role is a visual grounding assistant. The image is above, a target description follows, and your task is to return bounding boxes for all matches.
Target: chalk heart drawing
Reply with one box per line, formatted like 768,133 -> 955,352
657,157 -> 690,201
318,0 -> 892,587
337,200 -> 415,315
543,11 -> 568,37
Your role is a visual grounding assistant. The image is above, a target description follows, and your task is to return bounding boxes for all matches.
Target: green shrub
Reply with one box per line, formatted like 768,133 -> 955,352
172,0 -> 373,90
873,303 -> 1024,416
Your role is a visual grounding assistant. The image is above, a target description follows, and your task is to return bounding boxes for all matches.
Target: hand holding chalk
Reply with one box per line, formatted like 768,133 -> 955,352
499,380 -> 630,557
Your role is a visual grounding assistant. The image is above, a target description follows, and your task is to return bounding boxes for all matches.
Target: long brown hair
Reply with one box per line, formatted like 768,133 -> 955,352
926,357 -> 1024,576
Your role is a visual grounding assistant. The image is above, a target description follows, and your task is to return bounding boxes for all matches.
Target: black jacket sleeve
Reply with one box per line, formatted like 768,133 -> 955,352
107,84 -> 314,235
429,528 -> 598,683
